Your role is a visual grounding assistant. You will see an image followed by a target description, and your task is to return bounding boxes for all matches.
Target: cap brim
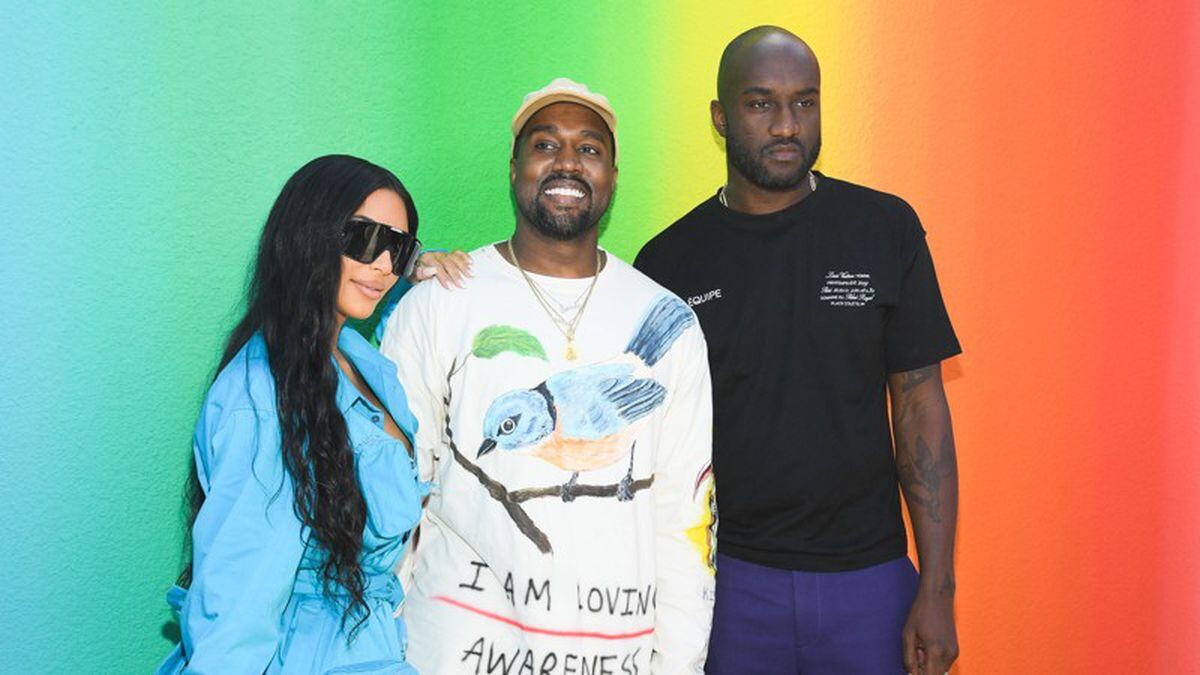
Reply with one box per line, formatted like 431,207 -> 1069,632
511,94 -> 618,162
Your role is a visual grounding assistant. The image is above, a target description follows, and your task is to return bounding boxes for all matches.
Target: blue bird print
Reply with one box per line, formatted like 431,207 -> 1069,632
477,295 -> 694,499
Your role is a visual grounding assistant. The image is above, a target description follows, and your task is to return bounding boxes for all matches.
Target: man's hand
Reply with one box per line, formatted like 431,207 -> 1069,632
903,583 -> 958,674
409,250 -> 472,288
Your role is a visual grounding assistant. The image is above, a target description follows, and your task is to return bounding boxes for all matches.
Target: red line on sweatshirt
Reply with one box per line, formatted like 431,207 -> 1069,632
431,595 -> 655,641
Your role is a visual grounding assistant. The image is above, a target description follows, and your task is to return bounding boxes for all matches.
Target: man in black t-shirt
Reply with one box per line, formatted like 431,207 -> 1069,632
635,26 -> 961,675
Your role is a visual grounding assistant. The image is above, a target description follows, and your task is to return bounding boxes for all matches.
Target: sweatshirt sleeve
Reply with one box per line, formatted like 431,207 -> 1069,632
650,320 -> 716,674
181,407 -> 306,674
379,283 -> 447,485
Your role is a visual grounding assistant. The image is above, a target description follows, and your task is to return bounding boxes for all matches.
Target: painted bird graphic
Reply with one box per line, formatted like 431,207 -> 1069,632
476,295 -> 694,501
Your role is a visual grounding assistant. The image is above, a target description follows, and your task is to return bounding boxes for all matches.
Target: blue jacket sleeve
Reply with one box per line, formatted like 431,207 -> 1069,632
180,406 -> 307,674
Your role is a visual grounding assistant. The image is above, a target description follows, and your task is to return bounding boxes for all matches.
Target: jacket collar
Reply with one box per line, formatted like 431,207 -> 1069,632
332,326 -> 419,435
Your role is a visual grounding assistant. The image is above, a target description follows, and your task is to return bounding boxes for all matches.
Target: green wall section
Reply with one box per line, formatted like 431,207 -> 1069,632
1,3 -> 678,671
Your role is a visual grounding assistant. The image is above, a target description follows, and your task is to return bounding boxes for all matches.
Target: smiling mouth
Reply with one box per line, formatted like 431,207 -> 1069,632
540,177 -> 591,205
544,186 -> 586,199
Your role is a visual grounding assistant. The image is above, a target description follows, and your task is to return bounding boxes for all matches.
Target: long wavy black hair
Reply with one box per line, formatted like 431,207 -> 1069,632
180,154 -> 419,638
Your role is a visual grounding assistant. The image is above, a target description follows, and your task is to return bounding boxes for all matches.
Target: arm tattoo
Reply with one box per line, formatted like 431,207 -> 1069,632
899,364 -> 937,392
896,433 -> 956,524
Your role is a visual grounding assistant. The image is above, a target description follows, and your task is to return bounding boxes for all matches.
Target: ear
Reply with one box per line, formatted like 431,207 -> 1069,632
510,155 -> 517,185
710,100 -> 727,138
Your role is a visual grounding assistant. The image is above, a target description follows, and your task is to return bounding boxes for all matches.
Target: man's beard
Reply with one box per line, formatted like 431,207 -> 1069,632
727,132 -> 822,190
516,176 -> 606,241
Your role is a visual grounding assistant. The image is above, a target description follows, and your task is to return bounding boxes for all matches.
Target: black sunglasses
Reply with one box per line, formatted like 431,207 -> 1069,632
341,216 -> 422,278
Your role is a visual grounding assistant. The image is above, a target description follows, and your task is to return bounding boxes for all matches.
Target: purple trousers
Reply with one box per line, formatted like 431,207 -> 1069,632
705,554 -> 918,674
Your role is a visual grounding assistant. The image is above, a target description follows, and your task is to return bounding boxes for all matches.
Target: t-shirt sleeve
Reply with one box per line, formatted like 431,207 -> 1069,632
884,210 -> 962,373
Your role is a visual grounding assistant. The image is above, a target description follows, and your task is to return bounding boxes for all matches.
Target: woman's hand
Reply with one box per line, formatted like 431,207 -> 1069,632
409,250 -> 473,289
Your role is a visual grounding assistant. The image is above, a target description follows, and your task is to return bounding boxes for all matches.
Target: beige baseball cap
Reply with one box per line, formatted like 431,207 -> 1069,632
511,77 -> 618,163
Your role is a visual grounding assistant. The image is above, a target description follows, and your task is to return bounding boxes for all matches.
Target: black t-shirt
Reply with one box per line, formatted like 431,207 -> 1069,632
634,174 -> 960,571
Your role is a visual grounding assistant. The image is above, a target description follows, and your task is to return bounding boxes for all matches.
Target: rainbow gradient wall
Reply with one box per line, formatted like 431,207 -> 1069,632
2,3 -> 1197,672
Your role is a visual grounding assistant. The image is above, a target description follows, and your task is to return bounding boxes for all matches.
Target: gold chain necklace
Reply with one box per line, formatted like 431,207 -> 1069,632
508,238 -> 602,361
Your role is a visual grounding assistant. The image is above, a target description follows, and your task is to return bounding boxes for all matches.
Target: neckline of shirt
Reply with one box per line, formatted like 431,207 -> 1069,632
482,241 -> 615,290
708,171 -> 834,233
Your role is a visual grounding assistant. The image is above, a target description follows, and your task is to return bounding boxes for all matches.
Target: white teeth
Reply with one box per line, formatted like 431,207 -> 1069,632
545,187 -> 585,198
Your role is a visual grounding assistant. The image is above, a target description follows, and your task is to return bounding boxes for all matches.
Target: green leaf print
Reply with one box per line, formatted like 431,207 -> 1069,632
471,325 -> 548,361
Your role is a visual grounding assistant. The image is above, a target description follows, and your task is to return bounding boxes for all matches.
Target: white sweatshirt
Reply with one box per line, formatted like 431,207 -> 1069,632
382,244 -> 715,675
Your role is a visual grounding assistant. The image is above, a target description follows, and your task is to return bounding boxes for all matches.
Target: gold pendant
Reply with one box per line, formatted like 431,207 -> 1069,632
565,341 -> 577,360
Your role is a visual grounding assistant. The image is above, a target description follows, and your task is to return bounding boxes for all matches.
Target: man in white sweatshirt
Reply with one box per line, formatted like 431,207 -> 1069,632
382,78 -> 715,674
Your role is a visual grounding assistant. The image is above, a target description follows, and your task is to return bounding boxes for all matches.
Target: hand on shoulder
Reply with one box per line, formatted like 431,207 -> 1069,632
409,249 -> 473,289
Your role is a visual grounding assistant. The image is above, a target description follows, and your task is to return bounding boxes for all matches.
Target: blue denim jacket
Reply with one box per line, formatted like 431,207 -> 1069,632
158,327 -> 425,674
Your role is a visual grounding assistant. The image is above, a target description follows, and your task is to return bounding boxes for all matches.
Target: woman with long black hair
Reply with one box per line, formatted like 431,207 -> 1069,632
159,155 -> 429,673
